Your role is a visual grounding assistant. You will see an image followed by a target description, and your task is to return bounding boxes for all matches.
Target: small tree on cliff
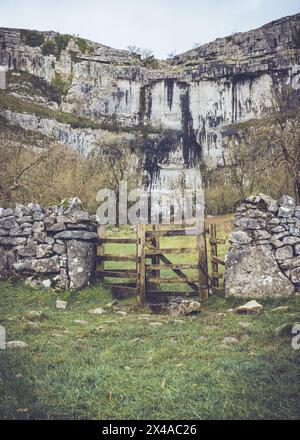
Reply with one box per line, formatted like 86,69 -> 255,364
266,85 -> 300,203
221,84 -> 300,205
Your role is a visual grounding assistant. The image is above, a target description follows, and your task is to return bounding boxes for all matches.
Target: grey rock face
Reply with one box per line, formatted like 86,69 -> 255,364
13,256 -> 60,274
0,236 -> 27,246
226,194 -> 300,297
291,268 -> 300,284
225,245 -> 294,297
67,240 -> 96,290
54,230 -> 98,241
275,246 -> 294,261
230,231 -> 252,245
0,216 -> 16,229
36,244 -> 54,259
17,242 -> 37,257
0,208 -> 14,217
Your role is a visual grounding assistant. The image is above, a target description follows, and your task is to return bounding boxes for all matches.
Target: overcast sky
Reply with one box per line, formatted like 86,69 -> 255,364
1,0 -> 299,58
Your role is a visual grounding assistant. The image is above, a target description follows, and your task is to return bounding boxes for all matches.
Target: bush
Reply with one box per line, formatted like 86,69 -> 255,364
41,40 -> 57,57
21,30 -> 45,47
55,34 -> 71,53
41,34 -> 71,59
51,73 -> 71,101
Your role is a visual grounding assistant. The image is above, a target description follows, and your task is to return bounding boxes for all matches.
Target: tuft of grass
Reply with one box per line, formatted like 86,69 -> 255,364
0,279 -> 300,420
76,37 -> 94,55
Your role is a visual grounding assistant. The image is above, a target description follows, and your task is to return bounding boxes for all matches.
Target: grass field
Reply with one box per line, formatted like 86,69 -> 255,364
0,280 -> 300,420
1,215 -> 300,420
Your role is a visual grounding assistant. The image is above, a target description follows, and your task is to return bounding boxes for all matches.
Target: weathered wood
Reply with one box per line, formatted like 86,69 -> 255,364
210,224 -> 220,290
198,230 -> 209,301
146,264 -> 199,271
146,229 -> 198,238
98,238 -> 137,244
158,254 -> 199,291
98,255 -> 136,262
97,225 -> 105,281
146,247 -> 196,256
211,256 -> 225,266
147,277 -> 200,284
151,225 -> 160,284
137,224 -> 146,305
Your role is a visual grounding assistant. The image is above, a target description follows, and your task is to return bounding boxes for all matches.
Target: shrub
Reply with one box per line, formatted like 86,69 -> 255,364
41,40 -> 57,57
55,34 -> 71,53
51,73 -> 71,101
41,34 -> 71,59
21,30 -> 45,47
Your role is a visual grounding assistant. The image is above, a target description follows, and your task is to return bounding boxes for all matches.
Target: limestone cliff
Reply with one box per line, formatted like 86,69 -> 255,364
0,13 -> 300,183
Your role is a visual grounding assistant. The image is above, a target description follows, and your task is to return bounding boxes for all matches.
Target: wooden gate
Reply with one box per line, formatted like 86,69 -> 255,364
96,224 -> 225,305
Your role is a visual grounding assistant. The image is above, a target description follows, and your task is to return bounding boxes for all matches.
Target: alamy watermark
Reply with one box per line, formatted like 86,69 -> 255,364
96,181 -> 205,230
291,324 -> 300,351
0,67 -> 6,90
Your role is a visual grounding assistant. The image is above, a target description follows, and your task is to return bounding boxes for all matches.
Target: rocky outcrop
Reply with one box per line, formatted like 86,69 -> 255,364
0,198 -> 97,290
0,13 -> 299,176
225,194 -> 300,297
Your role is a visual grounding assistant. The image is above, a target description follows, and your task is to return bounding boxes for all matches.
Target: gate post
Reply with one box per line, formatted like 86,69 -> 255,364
152,224 -> 160,285
97,225 -> 105,282
137,224 -> 146,305
197,230 -> 209,301
210,224 -> 220,290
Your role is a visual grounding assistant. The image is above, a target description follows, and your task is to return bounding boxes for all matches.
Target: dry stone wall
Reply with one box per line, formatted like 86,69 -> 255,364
0,198 -> 97,290
225,194 -> 300,297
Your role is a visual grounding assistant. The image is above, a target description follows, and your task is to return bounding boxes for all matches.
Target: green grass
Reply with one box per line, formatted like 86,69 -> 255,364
1,279 -> 300,420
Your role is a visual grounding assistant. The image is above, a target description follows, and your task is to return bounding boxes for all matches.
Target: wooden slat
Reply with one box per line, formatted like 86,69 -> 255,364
211,256 -> 225,266
198,229 -> 209,301
100,270 -> 137,279
158,254 -> 199,291
147,277 -> 200,284
146,229 -> 199,238
146,247 -> 196,256
137,224 -> 146,305
97,255 -> 136,262
97,225 -> 105,281
98,238 -> 137,244
146,264 -> 199,271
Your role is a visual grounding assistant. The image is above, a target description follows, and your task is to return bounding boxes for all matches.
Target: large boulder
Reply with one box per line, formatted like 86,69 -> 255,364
67,240 -> 96,290
225,245 -> 295,297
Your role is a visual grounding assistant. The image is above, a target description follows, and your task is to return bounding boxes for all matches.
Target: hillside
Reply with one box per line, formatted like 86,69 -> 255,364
0,13 -> 300,176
